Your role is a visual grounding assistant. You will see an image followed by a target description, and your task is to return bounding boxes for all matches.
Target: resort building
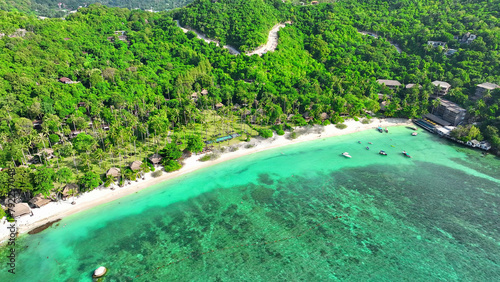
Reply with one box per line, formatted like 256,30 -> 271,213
454,32 -> 477,44
10,203 -> 31,218
427,41 -> 446,48
106,167 -> 121,178
479,141 -> 492,150
405,84 -> 422,89
431,81 -> 451,97
466,139 -> 481,148
190,92 -> 198,102
474,82 -> 500,100
29,194 -> 51,208
59,77 -> 79,84
149,153 -> 163,166
62,184 -> 79,200
376,79 -> 402,90
445,49 -> 458,56
435,99 -> 466,126
129,161 -> 142,171
215,102 -> 224,109
201,89 -> 209,96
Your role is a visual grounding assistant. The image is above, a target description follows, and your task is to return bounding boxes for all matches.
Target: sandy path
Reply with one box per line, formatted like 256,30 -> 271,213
0,118 -> 412,243
175,20 -> 286,56
246,23 -> 286,56
357,30 -> 402,53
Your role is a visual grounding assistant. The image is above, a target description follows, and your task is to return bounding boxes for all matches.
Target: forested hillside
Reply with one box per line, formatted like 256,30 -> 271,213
0,0 -> 193,17
0,1 -> 499,208
175,0 -> 284,51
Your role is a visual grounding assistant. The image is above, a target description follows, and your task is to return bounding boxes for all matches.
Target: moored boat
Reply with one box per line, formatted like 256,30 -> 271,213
377,127 -> 383,133
366,146 -> 370,150
379,150 -> 387,155
384,127 -> 388,133
93,266 -> 107,278
412,132 -> 418,136
402,151 -> 412,158
342,152 -> 352,158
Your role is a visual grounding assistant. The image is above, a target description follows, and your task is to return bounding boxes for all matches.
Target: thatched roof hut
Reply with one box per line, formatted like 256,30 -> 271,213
320,112 -> 330,121
149,153 -> 162,164
10,203 -> 31,218
106,167 -> 121,178
200,89 -> 208,95
129,161 -> 142,171
191,92 -> 198,99
62,183 -> 79,197
29,194 -> 51,208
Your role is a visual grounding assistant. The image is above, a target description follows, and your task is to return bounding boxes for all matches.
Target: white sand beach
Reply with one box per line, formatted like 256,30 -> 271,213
0,118 -> 412,243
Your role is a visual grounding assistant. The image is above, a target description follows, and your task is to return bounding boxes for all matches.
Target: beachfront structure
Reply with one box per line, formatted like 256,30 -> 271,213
62,184 -> 79,199
106,167 -> 121,178
479,141 -> 492,150
432,81 -> 451,97
129,161 -> 142,171
149,153 -> 162,165
436,99 -> 466,126
215,102 -> 224,109
474,82 -> 500,100
201,89 -> 208,96
10,203 -> 31,218
29,194 -> 51,208
376,79 -> 402,90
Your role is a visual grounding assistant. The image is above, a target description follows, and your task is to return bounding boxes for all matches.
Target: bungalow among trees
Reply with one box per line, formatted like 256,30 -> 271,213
106,167 -> 121,178
62,184 -> 79,200
149,153 -> 163,166
29,194 -> 51,208
129,161 -> 142,171
10,203 -> 31,218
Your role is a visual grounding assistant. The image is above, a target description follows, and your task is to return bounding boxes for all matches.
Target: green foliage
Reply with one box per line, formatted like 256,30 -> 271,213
159,143 -> 183,161
152,170 -> 163,178
163,159 -> 182,172
176,0 -> 280,50
451,125 -> 483,142
336,123 -> 348,129
271,124 -> 285,135
186,135 -> 204,153
258,128 -> 273,138
72,133 -> 95,152
79,171 -> 101,192
0,207 -> 5,219
32,166 -> 55,197
49,134 -> 60,144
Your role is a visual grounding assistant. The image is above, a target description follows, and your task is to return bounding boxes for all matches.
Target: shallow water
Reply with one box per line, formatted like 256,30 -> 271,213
1,126 -> 499,281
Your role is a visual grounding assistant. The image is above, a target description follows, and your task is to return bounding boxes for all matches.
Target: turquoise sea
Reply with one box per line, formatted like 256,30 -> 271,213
1,126 -> 500,281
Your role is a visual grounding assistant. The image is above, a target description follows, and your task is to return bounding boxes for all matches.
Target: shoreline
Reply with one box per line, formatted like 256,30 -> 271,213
0,118 -> 412,243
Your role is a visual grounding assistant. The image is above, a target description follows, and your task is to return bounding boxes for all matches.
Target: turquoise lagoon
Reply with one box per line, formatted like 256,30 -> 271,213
1,126 -> 500,281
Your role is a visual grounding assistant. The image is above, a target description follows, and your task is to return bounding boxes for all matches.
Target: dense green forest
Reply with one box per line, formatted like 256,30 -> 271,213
175,0 -> 285,51
0,0 -> 192,18
0,0 -> 499,210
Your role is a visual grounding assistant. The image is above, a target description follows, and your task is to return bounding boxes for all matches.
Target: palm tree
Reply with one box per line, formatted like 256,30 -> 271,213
431,98 -> 441,114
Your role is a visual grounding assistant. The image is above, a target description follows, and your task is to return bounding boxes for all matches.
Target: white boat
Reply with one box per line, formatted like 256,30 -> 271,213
342,152 -> 352,158
412,132 -> 418,136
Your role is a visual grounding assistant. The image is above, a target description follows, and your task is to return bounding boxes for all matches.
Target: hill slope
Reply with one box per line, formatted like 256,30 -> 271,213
175,0 -> 284,51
